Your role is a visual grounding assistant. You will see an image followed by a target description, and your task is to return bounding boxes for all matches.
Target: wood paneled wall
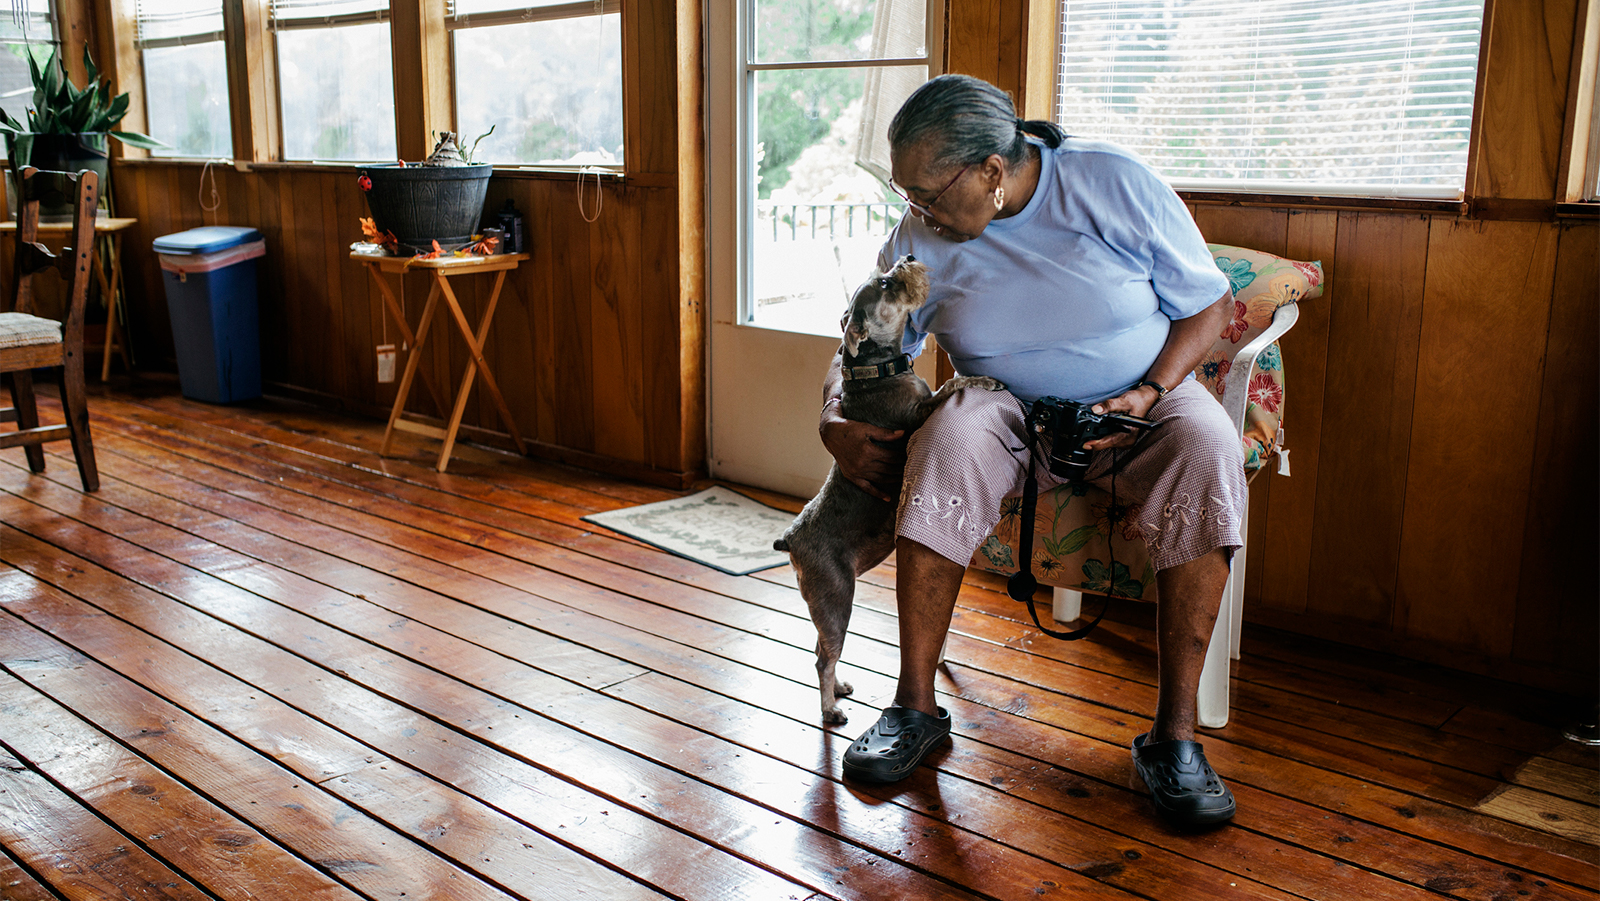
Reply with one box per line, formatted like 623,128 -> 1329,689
105,0 -> 705,487
949,0 -> 1599,688
111,167 -> 700,485
1193,206 -> 1597,691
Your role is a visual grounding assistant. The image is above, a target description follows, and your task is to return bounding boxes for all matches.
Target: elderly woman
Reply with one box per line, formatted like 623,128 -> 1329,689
819,74 -> 1242,827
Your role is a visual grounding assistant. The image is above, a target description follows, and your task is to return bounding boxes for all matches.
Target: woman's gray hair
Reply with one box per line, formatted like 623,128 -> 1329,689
888,74 -> 1065,172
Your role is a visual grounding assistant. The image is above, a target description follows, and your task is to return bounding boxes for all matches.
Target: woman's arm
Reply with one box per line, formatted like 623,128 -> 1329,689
819,349 -> 908,502
1082,290 -> 1232,450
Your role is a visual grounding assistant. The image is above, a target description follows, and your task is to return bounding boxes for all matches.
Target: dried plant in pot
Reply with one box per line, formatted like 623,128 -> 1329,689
0,47 -> 164,221
358,130 -> 495,254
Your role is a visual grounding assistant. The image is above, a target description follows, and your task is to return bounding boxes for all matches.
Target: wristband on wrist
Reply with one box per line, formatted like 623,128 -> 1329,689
1134,379 -> 1169,400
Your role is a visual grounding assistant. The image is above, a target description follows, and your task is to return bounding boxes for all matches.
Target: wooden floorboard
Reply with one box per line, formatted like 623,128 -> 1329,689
0,385 -> 1594,901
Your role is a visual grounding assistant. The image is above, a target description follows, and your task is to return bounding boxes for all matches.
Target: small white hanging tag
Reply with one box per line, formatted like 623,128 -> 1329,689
1277,446 -> 1292,477
376,343 -> 397,383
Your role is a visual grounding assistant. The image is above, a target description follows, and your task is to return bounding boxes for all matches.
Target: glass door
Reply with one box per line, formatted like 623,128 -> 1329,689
707,0 -> 938,495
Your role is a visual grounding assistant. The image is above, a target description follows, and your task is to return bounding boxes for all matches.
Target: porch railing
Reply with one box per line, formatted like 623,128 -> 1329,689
754,200 -> 908,241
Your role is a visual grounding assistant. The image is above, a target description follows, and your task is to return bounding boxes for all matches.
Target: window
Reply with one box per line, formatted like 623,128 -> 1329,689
1058,0 -> 1486,199
447,0 -> 623,166
137,0 -> 232,158
0,0 -> 55,130
271,0 -> 396,161
740,0 -> 937,335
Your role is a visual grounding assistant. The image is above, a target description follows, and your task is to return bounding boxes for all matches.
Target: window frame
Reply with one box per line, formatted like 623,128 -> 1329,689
268,0 -> 396,161
711,0 -> 945,332
1050,0 -> 1489,206
443,0 -> 626,172
134,0 -> 233,159
1558,0 -> 1600,205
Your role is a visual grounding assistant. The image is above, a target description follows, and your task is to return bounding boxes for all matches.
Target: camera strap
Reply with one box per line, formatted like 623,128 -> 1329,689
1005,403 -> 1115,642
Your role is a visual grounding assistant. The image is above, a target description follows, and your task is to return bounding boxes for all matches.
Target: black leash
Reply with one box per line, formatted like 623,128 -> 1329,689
1005,405 -> 1125,641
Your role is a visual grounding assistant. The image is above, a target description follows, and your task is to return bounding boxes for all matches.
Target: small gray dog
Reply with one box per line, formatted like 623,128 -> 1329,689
774,255 -> 1003,723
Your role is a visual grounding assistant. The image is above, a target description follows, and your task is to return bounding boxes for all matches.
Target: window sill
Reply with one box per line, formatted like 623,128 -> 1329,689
1182,191 -> 1600,222
111,157 -> 635,182
1179,190 -> 1466,216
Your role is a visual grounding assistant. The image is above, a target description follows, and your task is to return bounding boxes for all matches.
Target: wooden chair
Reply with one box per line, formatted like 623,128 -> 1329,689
0,167 -> 101,491
967,244 -> 1325,728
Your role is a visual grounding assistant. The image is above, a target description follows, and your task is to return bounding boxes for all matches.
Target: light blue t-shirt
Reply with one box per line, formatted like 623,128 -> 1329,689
877,139 -> 1228,404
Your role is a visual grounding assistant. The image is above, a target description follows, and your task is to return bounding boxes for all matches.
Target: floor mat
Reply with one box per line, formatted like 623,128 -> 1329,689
581,486 -> 796,576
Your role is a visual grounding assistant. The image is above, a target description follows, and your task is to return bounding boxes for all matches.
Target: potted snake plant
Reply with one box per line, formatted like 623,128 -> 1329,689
0,47 -> 164,219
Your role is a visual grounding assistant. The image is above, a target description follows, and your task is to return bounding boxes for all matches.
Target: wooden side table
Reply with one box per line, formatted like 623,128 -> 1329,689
1,216 -> 137,381
353,251 -> 529,472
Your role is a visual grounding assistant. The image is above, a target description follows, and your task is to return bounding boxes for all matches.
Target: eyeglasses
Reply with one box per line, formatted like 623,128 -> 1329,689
889,163 -> 973,217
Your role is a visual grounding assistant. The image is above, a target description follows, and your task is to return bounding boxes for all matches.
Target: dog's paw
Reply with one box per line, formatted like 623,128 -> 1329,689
834,679 -> 854,697
944,375 -> 1003,393
823,706 -> 849,725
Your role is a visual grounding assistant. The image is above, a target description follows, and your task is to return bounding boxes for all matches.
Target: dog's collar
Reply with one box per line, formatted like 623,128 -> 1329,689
842,354 -> 913,381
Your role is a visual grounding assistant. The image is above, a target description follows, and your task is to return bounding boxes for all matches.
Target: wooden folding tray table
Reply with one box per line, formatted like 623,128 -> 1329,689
353,251 -> 529,472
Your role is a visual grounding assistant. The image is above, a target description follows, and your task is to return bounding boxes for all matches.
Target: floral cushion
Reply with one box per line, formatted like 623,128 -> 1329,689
971,245 -> 1325,599
1203,244 -> 1324,471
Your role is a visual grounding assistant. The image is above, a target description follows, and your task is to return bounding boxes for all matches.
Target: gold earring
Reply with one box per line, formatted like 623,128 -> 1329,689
993,186 -> 1005,211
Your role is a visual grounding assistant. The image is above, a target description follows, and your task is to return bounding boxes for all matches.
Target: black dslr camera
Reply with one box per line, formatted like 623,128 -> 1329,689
1027,396 -> 1160,483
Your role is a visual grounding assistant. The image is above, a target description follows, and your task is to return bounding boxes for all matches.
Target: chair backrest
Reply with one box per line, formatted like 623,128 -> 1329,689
1197,244 -> 1324,472
12,167 -> 99,345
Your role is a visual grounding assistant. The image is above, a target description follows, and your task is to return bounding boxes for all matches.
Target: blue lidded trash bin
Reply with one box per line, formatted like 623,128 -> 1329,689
153,226 -> 265,403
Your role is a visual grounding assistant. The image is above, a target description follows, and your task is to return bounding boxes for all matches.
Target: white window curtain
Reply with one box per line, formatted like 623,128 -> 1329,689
856,0 -> 931,183
1057,0 -> 1485,199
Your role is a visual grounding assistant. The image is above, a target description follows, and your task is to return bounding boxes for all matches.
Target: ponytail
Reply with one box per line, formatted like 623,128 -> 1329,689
891,74 -> 1067,171
1017,118 -> 1066,149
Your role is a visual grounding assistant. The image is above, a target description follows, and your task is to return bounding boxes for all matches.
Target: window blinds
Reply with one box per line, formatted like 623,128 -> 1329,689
135,0 -> 223,46
0,0 -> 52,43
446,0 -> 617,29
270,0 -> 388,29
1057,0 -> 1485,198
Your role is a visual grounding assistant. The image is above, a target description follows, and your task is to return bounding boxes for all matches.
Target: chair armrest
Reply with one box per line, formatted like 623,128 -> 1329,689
1218,302 -> 1299,435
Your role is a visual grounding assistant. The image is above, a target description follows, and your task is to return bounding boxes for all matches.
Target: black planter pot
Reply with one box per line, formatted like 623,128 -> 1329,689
9,133 -> 110,222
359,164 -> 493,252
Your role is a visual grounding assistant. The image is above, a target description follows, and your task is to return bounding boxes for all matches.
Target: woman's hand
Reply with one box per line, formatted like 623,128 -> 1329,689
1079,290 -> 1231,452
1081,384 -> 1161,451
820,403 -> 906,502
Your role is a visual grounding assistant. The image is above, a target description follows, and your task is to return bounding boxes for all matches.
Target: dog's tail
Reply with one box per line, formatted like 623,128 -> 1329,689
772,537 -> 789,552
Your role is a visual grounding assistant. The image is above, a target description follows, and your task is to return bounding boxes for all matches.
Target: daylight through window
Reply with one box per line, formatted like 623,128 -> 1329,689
0,0 -> 55,132
744,0 -> 933,335
448,0 -> 624,167
1058,0 -> 1486,199
137,0 -> 232,158
271,0 -> 396,161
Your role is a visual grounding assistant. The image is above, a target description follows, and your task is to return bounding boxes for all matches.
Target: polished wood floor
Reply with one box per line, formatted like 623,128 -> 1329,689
0,384 -> 1595,901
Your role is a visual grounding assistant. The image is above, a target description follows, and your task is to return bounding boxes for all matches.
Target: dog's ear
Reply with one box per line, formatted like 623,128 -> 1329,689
842,316 -> 865,355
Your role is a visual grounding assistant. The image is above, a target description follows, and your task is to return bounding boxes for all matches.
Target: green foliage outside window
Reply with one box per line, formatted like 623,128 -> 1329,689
752,0 -> 874,198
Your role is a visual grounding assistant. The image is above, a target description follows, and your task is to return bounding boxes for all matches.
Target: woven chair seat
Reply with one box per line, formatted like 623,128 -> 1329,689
0,312 -> 62,349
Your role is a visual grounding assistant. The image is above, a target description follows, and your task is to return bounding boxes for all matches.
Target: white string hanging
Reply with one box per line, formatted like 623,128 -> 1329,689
575,0 -> 604,223
199,158 -> 223,216
578,167 -> 602,222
